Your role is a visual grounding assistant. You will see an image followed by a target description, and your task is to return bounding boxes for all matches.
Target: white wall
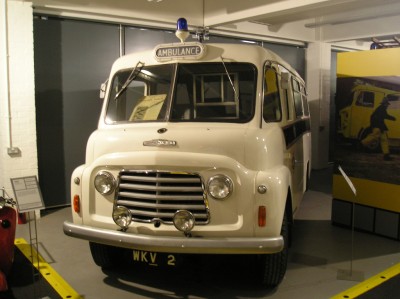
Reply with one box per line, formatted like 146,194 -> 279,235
0,0 -> 37,196
306,42 -> 331,169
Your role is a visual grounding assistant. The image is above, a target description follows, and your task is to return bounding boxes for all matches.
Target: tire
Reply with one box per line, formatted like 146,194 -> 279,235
257,212 -> 289,287
89,242 -> 126,268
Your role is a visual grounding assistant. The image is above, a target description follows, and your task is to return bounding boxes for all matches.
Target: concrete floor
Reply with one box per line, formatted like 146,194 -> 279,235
15,167 -> 400,299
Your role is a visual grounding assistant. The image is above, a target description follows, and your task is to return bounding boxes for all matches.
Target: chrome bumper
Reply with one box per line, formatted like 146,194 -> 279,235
63,221 -> 284,254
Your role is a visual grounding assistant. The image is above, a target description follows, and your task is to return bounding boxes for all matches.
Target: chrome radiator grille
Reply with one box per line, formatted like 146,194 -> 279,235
116,171 -> 209,224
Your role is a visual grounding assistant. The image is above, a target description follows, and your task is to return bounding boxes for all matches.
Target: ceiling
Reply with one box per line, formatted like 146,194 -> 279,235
205,0 -> 400,27
32,0 -> 400,50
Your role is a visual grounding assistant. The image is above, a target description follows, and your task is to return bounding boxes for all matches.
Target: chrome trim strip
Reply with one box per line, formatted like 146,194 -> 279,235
143,139 -> 177,147
63,221 -> 284,254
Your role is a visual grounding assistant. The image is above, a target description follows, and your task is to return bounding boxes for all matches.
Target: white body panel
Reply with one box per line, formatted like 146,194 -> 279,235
65,42 -> 311,255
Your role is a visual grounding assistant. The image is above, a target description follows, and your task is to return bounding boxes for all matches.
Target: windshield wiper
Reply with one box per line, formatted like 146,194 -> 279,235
220,56 -> 239,103
114,61 -> 145,100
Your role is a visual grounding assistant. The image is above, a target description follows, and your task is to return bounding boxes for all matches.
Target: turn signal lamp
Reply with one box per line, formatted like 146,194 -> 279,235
73,195 -> 80,213
258,206 -> 266,227
176,17 -> 189,43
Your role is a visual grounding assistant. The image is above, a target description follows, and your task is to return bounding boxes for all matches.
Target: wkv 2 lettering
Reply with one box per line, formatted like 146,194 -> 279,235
132,250 -> 176,267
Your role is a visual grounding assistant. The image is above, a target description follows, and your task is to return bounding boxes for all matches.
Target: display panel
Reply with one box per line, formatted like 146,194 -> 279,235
333,48 -> 400,239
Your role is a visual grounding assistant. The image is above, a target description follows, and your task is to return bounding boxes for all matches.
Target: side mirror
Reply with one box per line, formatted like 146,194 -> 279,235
281,72 -> 290,90
99,79 -> 108,99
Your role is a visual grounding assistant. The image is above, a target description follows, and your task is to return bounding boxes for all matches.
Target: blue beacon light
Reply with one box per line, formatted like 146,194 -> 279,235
177,18 -> 188,31
176,18 -> 189,43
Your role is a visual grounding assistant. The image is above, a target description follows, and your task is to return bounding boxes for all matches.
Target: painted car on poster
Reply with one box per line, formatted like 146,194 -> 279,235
337,83 -> 400,150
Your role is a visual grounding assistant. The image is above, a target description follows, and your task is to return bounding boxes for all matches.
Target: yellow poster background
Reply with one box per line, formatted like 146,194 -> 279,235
334,48 -> 400,213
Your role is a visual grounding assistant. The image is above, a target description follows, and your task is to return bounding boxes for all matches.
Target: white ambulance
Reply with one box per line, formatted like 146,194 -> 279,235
63,19 -> 311,287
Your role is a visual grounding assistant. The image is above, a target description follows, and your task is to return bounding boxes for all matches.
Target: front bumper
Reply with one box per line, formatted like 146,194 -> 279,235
63,221 -> 284,254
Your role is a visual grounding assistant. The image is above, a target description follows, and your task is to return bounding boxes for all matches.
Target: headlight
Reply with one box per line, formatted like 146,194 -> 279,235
94,171 -> 116,195
113,206 -> 132,230
207,175 -> 233,199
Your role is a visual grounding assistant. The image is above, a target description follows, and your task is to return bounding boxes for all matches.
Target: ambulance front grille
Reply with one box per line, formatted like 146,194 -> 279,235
115,171 -> 209,224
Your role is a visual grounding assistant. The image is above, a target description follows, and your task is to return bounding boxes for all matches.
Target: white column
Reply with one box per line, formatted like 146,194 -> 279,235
306,42 -> 331,169
0,0 -> 37,194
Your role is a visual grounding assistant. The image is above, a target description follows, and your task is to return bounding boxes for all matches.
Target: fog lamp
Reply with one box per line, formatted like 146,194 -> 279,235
94,171 -> 116,195
113,206 -> 132,230
207,175 -> 233,199
173,210 -> 195,233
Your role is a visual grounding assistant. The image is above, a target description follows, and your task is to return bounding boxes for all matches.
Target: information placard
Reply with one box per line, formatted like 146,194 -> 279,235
10,176 -> 45,212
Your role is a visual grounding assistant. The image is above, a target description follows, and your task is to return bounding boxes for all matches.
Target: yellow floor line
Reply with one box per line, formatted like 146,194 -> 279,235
14,238 -> 82,299
331,262 -> 400,299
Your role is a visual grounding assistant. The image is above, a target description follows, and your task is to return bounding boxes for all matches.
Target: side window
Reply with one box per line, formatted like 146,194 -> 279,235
301,85 -> 309,116
292,78 -> 303,118
387,94 -> 400,109
280,70 -> 293,121
263,67 -> 282,122
356,91 -> 375,107
285,89 -> 291,120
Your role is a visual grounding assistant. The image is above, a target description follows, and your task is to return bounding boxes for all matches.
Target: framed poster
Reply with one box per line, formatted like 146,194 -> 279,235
333,48 -> 400,239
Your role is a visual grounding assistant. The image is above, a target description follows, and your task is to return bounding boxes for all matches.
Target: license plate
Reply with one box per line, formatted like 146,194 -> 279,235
132,250 -> 176,267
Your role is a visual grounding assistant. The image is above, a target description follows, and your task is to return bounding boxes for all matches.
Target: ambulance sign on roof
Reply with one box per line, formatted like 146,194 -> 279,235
154,42 -> 205,61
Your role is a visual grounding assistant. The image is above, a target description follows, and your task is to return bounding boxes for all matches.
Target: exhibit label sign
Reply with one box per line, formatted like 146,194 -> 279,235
10,176 -> 45,212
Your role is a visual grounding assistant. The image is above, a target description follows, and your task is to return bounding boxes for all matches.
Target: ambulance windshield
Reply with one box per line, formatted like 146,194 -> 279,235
105,62 -> 256,124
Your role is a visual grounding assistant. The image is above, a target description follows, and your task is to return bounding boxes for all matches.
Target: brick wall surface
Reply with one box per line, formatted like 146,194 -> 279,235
0,1 -> 37,197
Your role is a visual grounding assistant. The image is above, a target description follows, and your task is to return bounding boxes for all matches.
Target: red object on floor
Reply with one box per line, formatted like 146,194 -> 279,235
0,270 -> 8,291
18,212 -> 27,224
0,206 -> 17,277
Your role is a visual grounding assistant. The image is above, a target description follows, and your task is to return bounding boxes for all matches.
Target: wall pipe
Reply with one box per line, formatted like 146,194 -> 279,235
2,0 -> 14,153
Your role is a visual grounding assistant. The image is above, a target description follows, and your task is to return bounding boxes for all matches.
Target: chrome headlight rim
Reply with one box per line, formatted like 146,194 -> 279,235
94,170 -> 116,195
207,174 -> 233,200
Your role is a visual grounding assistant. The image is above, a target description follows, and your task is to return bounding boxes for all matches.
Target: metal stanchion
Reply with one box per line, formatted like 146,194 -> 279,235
337,166 -> 365,282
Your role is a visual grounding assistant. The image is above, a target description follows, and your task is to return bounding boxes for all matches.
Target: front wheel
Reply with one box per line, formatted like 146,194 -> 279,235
89,242 -> 127,269
256,212 -> 289,287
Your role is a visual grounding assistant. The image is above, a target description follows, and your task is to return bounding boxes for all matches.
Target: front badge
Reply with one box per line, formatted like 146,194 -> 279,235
143,139 -> 177,147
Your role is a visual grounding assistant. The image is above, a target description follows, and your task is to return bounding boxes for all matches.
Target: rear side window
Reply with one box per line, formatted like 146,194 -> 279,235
292,78 -> 303,118
301,85 -> 309,116
263,67 -> 282,122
